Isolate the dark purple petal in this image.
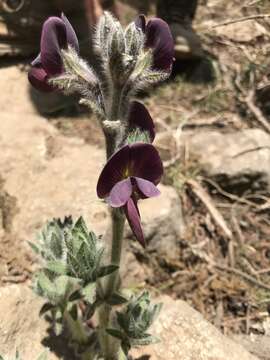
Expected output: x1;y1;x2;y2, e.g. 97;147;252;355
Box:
97;143;163;199
107;178;132;207
97;145;130;199
135;14;146;32
61;13;79;53
124;198;145;247
40;17;67;76
145;18;174;72
134;177;160;198
28;65;54;92
128;101;155;142
129;143;163;185
31;53;41;67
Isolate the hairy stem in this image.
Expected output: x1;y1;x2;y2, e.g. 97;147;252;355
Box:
63;309;89;344
110;86;122;121
99;210;125;360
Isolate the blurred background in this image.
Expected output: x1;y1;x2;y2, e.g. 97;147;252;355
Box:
1;0;270;358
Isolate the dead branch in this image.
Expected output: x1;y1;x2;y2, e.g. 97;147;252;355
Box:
187;179;233;239
245;89;270;133
210;14;270;29
234;73;270;133
191;247;270;292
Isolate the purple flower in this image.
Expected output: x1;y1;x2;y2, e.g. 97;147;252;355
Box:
28;14;79;92
135;15;174;72
128;101;155;142
97;143;163;246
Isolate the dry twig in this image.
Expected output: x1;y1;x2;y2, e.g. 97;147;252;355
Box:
191;247;270;292
210;14;270;29
187;179;233;239
234;73;270;133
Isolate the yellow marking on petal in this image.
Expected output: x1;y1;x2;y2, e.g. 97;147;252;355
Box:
123;167;130;178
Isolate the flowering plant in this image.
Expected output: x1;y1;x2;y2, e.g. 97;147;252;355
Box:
26;11;173;360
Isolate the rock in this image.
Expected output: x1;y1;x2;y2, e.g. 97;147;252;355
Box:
0;285;58;360
231;334;270;360
0;287;258;360
184;129;270;193
131;296;258;360
214;20;267;43
154;132;178;162
140;185;184;261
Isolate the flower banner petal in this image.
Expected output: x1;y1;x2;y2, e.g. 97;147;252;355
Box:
145;18;174;72
40;17;67;75
61;13;79;53
97;145;130;198
108;178;133;208
125;198;145;247
129;143;163;185
128;101;155;142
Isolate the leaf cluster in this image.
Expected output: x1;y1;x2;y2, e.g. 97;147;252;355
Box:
31;216;118;305
107;291;162;355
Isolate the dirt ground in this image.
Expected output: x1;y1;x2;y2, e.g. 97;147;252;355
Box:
1;0;270;345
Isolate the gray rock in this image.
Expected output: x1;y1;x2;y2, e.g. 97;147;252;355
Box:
132;296;258;360
184;129;270;193
231;334;270;360
0;285;58;360
140;185;184;261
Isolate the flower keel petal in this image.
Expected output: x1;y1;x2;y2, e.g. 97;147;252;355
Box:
125;198;145;247
28;65;53;92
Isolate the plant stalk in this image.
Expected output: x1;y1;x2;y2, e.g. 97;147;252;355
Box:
98;209;125;360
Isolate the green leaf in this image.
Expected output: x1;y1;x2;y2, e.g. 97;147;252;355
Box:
68;290;82;302
97;265;118;278
39;302;56;317
36;272;55;297
50;232;63;259
107;292;129;306
131;335;160;346
116;311;128;332
74;216;89;240
54;276;80;300
106;328;126;341
81;282;96;304
36;350;48;360
149;303;162;325
46;260;67;275
28;241;40;254
0;356;4;360
54;321;63;336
